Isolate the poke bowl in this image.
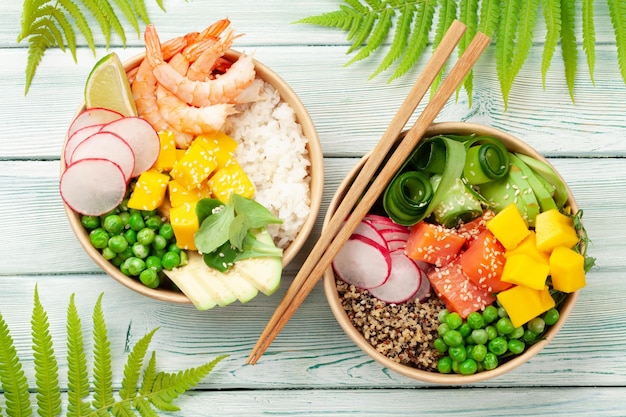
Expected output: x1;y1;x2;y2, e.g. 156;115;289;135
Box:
323;122;592;384
60;22;323;309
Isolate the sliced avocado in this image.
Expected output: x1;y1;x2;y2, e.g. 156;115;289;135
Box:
509;154;558;212
514;153;568;208
163;253;218;310
215;272;259;304
232;230;282;296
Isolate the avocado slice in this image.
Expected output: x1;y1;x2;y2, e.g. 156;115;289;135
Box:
509;154;558;212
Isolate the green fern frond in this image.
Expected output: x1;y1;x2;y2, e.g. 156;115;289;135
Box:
370;2;416;78
0;312;32;416
581;0;596;84
92;293;115;411
32;286;62;416
541;0;562;88
608;0;626;84
67;294;92;417
346;7;394;64
496;0;522;108
111;0;141;36
429;0;458;96
95;0;129;45
560;0;578;101
59;0;96;54
140;352;158;395
507;0;540;91
119;328;159;401
347;10;378;53
457;0;478;105
390;0;436;81
477;0;500;37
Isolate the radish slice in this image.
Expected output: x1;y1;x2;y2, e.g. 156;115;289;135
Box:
352;220;387;248
363;214;409;232
70;132;135;183
100;117;160;177
368;252;423;304
413;267;432;302
60;158;127;216
379;228;410;242
386;239;407;252
332;235;391;290
64;125;103;166
67;107;123;137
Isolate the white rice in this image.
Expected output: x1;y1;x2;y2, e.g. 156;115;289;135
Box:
224;80;311;249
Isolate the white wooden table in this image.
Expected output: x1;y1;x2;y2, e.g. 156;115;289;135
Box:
1;1;625;415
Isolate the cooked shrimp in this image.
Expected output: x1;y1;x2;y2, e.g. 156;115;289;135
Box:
146;25;256;107
185;28;240;81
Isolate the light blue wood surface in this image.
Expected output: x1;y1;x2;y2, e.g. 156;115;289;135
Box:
1;1;625;416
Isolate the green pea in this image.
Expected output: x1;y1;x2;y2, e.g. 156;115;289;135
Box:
103;214;124;235
145;256;163;272
458;323;472;338
117;246;133;261
482;352;498;370
445;312;463;330
162;251;181;270
119;198;130;212
485;325;498;341
443;330;463;348
89;228;109;249
482;305;499;324
119;211;130;227
459;358;478;375
126;257;146;276
527;317;546;334
139;268;160;288
159;223;175;240
81;215;100;229
438;308;450;323
101;247;116;260
437;357;453;374
145;215;163;230
128;212;145;231
470;344;487;362
108;235;129;254
448;345;467;363
132;243;150;259
471;329;488;345
152;235;168;251
141;209;157;217
523;329;538;344
178;250;188;266
120;262;131;276
467;311;485;330
488;337;508;356
451;360;460;374
497;306;508;318
167;243;181;254
433;338;448;353
152;248;167;258
124;229;137;245
110;256;123;267
509;326;524;339
508;339;525;355
137;228;156;245
437;323;451;337
543;308;560;326
496;317;514;335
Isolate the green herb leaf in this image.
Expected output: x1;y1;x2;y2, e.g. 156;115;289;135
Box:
195;200;236;254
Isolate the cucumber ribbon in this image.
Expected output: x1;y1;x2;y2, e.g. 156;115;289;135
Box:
461;136;510;184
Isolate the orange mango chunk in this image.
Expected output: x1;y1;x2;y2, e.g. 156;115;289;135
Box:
127;170;169;211
170;140;218;190
196;131;238;169
501;253;550;290
168;179;211;208
208;161;255;204
486;203;530;250
169;202;199;250
497;285;555;328
152;130;177;172
535;209;579;253
549;246;586;293
504;231;550;264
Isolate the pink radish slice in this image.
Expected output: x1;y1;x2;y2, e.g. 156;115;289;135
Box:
413;267;431;302
60;158;127;216
379;228;410;242
386;239;407;252
363;214;409;232
332;235;391;290
100;117;159;177
70;132;135;183
368;252;423;304
352;220;387;248
64;125;103;166
67;107;123;138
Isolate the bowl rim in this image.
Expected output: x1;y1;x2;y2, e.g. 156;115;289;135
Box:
322;121;580;384
62;49;324;304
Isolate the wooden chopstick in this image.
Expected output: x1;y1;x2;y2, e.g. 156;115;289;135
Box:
247;21;490;365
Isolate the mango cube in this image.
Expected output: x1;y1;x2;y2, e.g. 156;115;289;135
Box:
196;132;238;169
127;170;169;211
535;209;579;253
501;253;550;290
152;130;177;172
550;246;586;293
497;285;555;328
169;202;199;250
168;179;212;208
208;161;255;204
170;140;218;189
504;231;550;264
487;203;530;250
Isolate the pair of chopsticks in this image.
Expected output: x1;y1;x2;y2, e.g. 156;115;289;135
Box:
247;20;490;365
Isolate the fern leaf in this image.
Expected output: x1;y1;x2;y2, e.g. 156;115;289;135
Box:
370;2;416;78
477;0;500;37
541;0;562;88
133;398;159;417
119;328;159;401
94;0;128;45
32;285;62;417
80;0;112;47
59;0;96;54
140;352;158;395
457;0;479;105
111;401;138;417
67;294;92;417
24;35;47;94
608;0;626;84
507;0;540;89
0;312;32;416
111;0;141;37
496;0;522;108
294;9;355;29
345;7;394;65
92;293;115;411
389;0;436;81
429;0;458;96
345;0;368;12
581;0;595;84
347;10;377;53
560;0;578;101
141;0;162;15
18;0;48;41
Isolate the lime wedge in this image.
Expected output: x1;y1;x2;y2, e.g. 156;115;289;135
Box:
84;53;137;117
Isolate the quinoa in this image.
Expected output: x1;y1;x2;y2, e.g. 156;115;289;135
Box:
336;279;445;371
